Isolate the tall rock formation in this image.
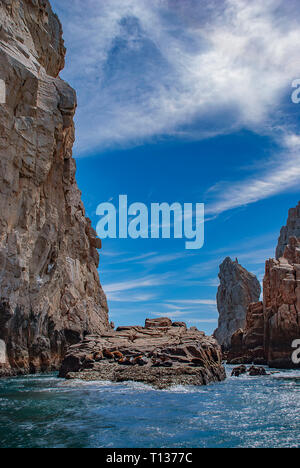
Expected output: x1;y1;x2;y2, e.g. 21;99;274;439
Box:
228;235;300;368
276;201;300;259
214;257;261;350
0;0;109;376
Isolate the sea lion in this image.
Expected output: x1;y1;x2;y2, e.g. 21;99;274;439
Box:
118;357;134;366
152;360;173;368
103;349;114;359
152;360;163;367
161;361;173;368
93;351;103;362
133;356;147;366
112;350;124;361
137;358;147;366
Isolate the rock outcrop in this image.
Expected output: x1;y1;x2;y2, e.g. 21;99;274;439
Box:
0;0;108;376
214;258;261;350
59;318;226;389
228;236;300;369
276;201;300;259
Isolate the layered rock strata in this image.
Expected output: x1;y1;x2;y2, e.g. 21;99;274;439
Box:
59;318;226;389
214;258;261;350
0;0;108;376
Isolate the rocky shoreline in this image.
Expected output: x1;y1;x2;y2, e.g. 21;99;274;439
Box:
59;318;226;389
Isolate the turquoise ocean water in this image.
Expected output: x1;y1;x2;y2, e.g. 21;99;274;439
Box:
0;366;299;448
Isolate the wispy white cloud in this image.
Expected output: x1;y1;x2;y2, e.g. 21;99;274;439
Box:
106;252;158;264
108;292;157;302
103;272;175;296
49;0;300;219
168;299;216;306
206;133;300;215
52;0;300;156
140;252;190;266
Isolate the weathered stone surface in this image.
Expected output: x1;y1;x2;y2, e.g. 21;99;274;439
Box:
59;319;226;389
0;0;109;376
228;236;300;369
214;258;261;350
276;201;300;259
227;302;266;365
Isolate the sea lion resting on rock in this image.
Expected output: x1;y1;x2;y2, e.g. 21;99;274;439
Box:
112;350;124;361
103;349;114;359
133;356;147;366
118;357;134;366
93;351;103;362
152;359;173;368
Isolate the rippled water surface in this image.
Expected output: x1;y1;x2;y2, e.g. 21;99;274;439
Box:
0;366;300;448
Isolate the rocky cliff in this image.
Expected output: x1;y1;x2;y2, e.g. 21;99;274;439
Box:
0;0;109;376
276;201;300;259
228;235;300;368
214;257;261;350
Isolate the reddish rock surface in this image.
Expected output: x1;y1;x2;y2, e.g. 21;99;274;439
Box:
264;236;300;368
228;235;300;369
227;302;265;364
59;318;226;389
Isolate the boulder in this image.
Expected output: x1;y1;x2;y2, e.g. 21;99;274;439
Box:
145;318;173;329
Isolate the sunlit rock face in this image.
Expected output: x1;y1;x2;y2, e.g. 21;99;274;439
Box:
214;258;261;350
0;0;108;376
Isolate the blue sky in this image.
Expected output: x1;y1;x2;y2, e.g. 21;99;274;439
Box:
51;0;300;334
